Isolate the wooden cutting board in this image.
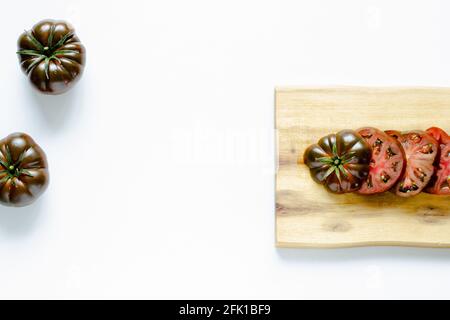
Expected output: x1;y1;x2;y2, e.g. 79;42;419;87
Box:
276;87;450;248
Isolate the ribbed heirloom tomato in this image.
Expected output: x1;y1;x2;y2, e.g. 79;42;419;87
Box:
0;133;49;207
426;127;450;195
386;130;438;197
303;130;371;194
356;127;405;195
17;19;86;95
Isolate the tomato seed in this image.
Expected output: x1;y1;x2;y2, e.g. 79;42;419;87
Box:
420;143;434;154
373;138;383;155
386;147;397;159
380;172;390;183
399;182;419;193
391;162;399;172
410;133;422;143
413;167;427;182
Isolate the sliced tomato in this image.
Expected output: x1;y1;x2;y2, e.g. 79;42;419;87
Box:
425;127;450;195
385;130;401;140
356;127;405;194
386;130;438;197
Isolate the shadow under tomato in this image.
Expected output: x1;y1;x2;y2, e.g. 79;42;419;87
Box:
0;197;44;236
27;81;85;132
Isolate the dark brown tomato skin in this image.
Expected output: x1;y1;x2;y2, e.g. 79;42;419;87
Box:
0;133;49;207
356;127;406;195
425;127;450;195
387;130;438;197
17;19;86;95
303;129;371;194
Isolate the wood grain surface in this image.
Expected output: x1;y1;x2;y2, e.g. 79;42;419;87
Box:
276;87;450;248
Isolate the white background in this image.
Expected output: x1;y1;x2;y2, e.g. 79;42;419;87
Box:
0;0;449;299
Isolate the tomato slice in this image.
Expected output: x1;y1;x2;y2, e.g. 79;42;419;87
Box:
425;127;450;195
385;130;401;140
386;130;439;197
356;127;405;194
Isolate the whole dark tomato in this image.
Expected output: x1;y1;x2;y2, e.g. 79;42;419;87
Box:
303;130;371;194
386;130;438;197
425;127;450;195
17;19;86;95
0;133;49;207
356;127;405;195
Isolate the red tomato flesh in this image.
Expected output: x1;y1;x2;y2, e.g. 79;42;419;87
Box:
386;130;438;197
425;127;450;195
357;127;405;194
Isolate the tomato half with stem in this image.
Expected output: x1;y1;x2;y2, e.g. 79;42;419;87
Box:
356;127;405;195
302;129;371;194
386;130;438;197
425;127;450;195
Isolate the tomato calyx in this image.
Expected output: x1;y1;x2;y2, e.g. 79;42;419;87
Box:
16;27;77;79
0;147;33;184
316;148;355;182
303;130;372;194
